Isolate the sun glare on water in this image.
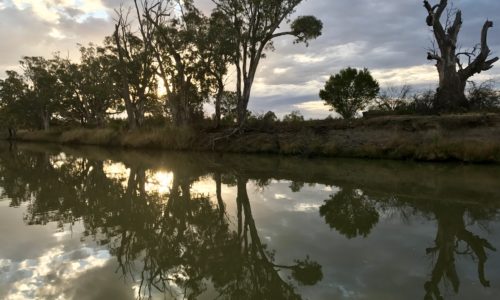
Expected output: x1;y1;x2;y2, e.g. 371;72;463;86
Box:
146;171;174;195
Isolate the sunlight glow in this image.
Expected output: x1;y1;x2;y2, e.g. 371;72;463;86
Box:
103;161;129;188
273;67;291;75
48;28;66;40
157;77;168;96
146;171;174;195
371;64;438;86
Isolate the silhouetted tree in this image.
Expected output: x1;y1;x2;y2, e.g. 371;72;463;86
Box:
320;67;380;119
20;56;67;130
0;71;29;138
424;0;498;111
135;0;211;126
113;7;159;129
319;187;379;239
213;0;323;127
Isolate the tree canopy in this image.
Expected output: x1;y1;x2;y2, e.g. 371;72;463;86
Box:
319;68;380;119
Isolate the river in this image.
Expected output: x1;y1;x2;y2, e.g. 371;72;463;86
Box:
0;143;499;299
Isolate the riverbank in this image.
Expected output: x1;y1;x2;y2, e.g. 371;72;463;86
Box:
5;114;500;163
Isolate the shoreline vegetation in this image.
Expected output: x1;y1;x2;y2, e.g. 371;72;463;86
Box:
5;113;500;163
1;1;499;166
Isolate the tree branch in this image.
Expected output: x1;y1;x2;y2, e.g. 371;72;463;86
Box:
460;20;499;79
447;10;462;45
424;1;447;49
269;31;294;40
427;52;442;61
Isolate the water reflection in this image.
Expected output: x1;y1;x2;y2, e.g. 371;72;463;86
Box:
0;143;499;299
0;145;322;299
319;184;498;300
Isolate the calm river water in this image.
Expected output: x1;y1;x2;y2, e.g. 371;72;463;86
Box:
0;143;499;300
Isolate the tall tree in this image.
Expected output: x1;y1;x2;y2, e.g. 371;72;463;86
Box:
424;0;498;111
135;0;212;126
58;45;119;127
201;10;238;128
213;0;323;127
112;9;159;130
0;71;29;137
20;56;65;131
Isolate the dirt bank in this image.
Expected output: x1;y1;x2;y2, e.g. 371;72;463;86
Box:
6;114;500;163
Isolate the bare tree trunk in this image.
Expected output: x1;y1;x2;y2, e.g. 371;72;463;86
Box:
435;62;468;111
7;127;16;140
134;88;147;128
424;0;498;112
41;110;50;131
114;22;137;131
214;172;225;222
214;78;224;128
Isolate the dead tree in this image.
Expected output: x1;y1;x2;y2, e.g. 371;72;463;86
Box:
424;0;498;111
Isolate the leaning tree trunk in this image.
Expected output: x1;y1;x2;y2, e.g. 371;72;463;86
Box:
424;0;498;112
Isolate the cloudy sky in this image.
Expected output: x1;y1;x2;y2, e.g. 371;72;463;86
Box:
0;0;499;118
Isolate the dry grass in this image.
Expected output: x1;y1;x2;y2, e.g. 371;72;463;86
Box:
60;129;121;146
7;114;500;163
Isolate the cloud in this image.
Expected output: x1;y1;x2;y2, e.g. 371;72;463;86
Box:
48;27;67;40
10;0;109;23
1;0;499;118
0;245;111;299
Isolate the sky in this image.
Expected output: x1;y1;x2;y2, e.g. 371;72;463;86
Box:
0;0;499;119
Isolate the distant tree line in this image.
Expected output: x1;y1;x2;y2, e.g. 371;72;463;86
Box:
0;0;323;136
0;0;499;135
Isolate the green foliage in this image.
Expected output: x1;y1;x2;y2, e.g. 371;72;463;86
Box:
320;188;379;239
0;71;31;130
137;0;212;126
262;111;278;123
219;91;238;123
283;110;305;122
213;0;322;125
292;257;323;286
107;26;160;127
320;68;380;119
291;16;324;45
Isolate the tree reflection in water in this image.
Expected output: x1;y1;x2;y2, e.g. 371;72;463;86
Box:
0;147;322;299
319;184;497;300
1;145;498;299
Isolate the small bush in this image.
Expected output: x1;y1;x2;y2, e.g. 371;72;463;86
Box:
467;81;500;111
283;110;305;123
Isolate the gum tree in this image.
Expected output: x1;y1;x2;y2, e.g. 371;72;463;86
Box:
134;0;212;126
213;0;323;127
424;0;498;111
319;68;380;119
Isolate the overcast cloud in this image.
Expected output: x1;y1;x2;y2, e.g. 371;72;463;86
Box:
1;0;499;118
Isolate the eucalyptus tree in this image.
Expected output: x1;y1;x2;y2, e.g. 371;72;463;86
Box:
20;56;65;130
219;91;238;123
424;0;498;111
201;10;238;127
319;68;380;119
213;0;323;127
133;0;212;126
112;10;159;130
0;71;29;138
57;45;119;127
